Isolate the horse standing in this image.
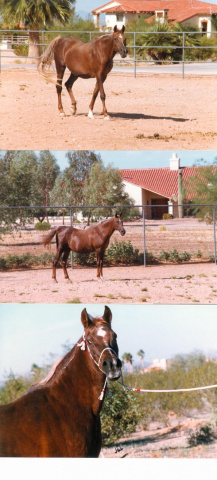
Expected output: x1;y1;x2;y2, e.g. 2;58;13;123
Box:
38;26;127;119
41;214;126;282
0;306;122;457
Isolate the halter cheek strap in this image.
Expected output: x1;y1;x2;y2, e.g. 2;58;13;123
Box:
77;333;118;400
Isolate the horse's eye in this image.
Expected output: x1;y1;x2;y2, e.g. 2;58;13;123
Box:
87;339;92;345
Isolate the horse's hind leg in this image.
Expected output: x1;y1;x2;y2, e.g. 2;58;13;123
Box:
55;63;66;116
65;73;78;115
61;247;71;281
52;245;65;282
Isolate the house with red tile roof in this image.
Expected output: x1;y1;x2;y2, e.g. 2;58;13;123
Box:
120;153;207;219
92;0;217;35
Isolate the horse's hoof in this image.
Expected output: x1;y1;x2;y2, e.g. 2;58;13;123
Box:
88;110;94;119
100;276;104;282
59;112;65;117
70;107;76;116
53;278;58;283
66;278;72;283
104;115;110;121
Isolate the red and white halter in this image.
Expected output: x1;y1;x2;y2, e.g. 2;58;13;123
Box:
77;333;118;400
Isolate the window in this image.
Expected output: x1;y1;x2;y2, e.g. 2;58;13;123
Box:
116;14;124;22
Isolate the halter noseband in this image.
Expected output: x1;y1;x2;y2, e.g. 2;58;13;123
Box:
77;333;118;400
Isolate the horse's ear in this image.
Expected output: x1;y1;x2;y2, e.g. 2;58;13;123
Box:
114;25;117;32
103;305;112;324
121;25;125;33
115;212;118;218
81;308;93;328
119;212;122;217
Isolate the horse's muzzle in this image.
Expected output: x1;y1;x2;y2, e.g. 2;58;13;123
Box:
120;49;128;58
102;356;122;381
120;228;126;236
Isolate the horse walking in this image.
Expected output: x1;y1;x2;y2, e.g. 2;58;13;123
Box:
41;214;126;282
38;26;127;119
0;306;122;457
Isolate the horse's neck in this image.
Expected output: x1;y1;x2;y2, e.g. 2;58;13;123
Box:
100;218;115;237
99;35;116;61
49;344;106;416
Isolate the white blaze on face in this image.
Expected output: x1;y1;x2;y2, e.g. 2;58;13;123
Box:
97;327;107;338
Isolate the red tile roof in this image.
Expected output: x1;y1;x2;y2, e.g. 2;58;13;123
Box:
120;166;207;200
92;0;217;21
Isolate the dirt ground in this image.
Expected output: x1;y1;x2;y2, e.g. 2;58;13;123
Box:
101;413;217;458
1;262;217;304
0;65;217;150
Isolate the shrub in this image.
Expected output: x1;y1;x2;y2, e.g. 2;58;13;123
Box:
180;251;191;261
188;424;215;447
34;221;51;231
195;250;202;259
159;250;170;261
101;383;142;446
162;213;174;220
169;249;180;262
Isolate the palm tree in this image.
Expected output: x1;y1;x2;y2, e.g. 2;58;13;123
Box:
0;0;73;59
137;349;145;370
122;353;133;374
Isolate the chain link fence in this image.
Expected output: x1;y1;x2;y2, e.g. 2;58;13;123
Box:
0;28;217;78
0;203;216;268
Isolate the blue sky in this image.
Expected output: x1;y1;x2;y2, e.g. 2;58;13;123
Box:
1;304;217;381
51;150;217;170
74;0;217;14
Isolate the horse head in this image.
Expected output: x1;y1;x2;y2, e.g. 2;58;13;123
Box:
80;306;122;381
114;212;126;236
113;25;128;58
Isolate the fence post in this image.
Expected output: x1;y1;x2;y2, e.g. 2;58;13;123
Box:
213;204;216;265
143;205;146;267
134;32;136;78
42;31;45;53
70;207;73;269
182;32;185;79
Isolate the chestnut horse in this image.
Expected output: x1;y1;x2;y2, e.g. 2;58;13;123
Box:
38;26;127;119
41;214;126;282
0;306;122;457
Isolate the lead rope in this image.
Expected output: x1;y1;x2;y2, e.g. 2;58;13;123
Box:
77;333;117;401
118;376;217;393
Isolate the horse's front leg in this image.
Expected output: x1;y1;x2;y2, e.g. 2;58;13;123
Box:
96;250;105;281
88;82;99;119
97;75;109;120
56;63;66;116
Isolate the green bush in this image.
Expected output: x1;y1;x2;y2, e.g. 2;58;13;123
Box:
101;382;142;446
188;424;215;447
162;213;174;220
0;252;54;270
180;251;191;262
34;221;51;231
159;250;170;261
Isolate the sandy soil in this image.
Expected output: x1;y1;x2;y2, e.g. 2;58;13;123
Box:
101;414;217;458
0;66;217;150
1;262;217;304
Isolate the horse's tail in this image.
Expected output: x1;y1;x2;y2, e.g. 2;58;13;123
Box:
37;36;62;85
41;227;58;247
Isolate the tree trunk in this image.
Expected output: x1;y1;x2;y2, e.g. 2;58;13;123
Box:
28;31;41;62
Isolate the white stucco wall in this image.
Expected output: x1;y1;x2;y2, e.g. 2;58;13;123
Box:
181;15;213;36
122;181;143;207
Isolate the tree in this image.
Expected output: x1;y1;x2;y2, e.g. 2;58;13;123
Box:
0;0;72;59
35;151;60;221
184;161;217;223
0;150;39;231
122;353;133;374
50;151;101;221
83;162;135;224
137;349;145;369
